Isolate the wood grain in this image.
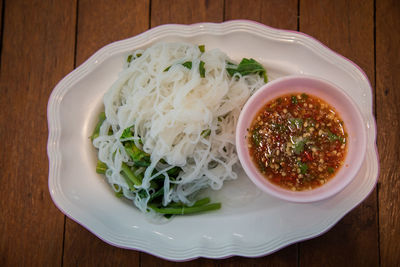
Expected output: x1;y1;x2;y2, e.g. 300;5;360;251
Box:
0;0;3;57
75;0;150;66
62;1;149;266
151;0;224;27
225;0;298;30
299;1;378;266
0;0;76;266
376;0;400;266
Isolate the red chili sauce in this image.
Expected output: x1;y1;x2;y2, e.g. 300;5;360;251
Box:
248;93;347;191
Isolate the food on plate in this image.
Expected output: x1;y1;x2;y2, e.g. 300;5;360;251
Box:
91;42;267;217
248;93;347;191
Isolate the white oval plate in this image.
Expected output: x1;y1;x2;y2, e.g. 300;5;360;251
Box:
47;20;378;261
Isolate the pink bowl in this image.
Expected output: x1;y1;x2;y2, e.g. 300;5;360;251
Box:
236;75;367;202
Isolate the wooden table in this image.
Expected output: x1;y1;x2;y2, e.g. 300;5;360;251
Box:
1;0;399;266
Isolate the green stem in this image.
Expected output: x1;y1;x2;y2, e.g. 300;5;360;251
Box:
167;197;211;208
150;202;221;215
121;162;142;186
96;160;107;174
91;112;106;141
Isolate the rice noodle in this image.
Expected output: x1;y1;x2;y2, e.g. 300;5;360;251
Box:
93;42;264;213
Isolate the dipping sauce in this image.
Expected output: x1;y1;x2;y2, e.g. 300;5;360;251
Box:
248;93;347;191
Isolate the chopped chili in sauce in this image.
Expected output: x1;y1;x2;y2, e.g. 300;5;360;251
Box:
248;93;347;191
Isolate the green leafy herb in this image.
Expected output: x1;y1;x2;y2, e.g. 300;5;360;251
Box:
127;54;133;63
226;58;268;83
96;160;107;174
201;129;211;137
115;190;124;198
271;123;286;133
198;45;205;53
127;53;141;63
291;95;298;104
293;139;306;155
327;130;345;143
199;60;205;77
121;126;133;139
288;118;303;131
252;129;261;146
301;93;309;100
164;61;195;72
182;61;192;69
298;161;309;174
327;167;335;174
167;166;182;177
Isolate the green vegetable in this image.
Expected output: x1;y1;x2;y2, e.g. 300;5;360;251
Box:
291;95;298;104
115;190;124;198
199;60;205;77
168;197;211;208
271;123;286;132
164;61;191;72
293;139;306;155
301;93;309;100
121;172;136;191
121;162;142;186
164;61;206;78
91;112;106;141
226;58;268;83
96;160;107;174
149;186;165;202
137;189;149;199
150;202;221;215
252;129;261;146
121;126;133;139
182;61;192;69
327;130;345;143
127;55;133;63
127;53;141;63
298;161;309;174
201;129;211;137
288;118;303;130
327;167;335;174
165;166;180;178
198;45;205;53
124;142;151;167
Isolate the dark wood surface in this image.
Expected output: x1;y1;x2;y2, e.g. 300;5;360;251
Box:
0;0;398;266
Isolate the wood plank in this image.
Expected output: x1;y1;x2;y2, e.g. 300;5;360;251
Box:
376;0;400;266
62;1;149;266
0;0;76;266
225;0;298;30
75;0;150;66
0;0;3;56
299;1;378;266
222;1;300;266
151;0;223;27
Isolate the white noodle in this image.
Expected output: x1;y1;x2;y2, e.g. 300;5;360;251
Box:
93;42;264;213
